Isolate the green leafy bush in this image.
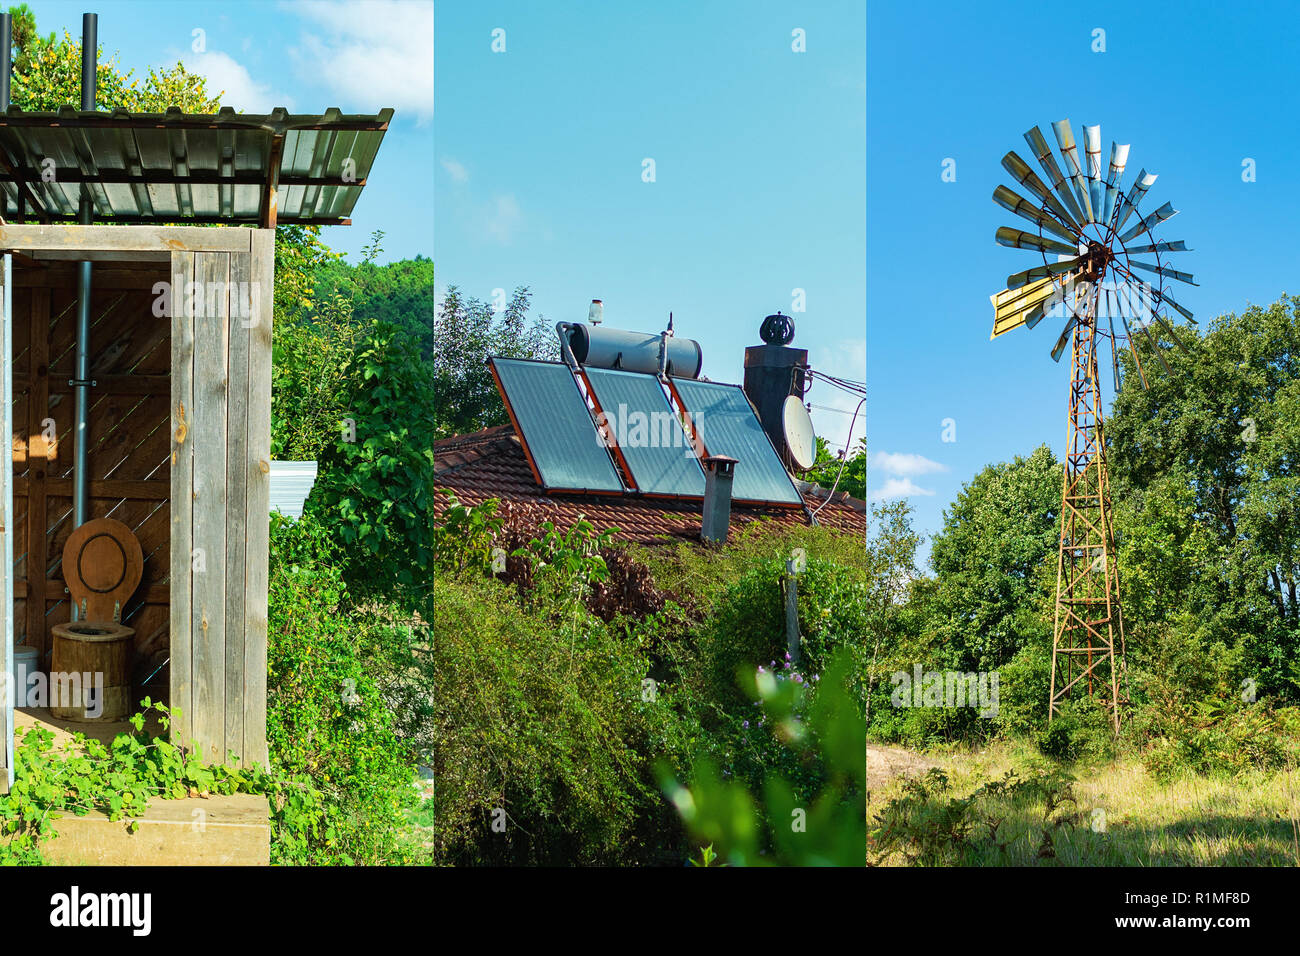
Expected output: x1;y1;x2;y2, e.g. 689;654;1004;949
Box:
661;650;866;866
308;321;437;591
432;572;680;865
0;701;260;865
265;512;419;864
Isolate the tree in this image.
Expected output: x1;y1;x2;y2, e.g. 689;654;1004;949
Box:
434;285;557;437
1108;295;1300;696
9;15;219;113
307;322;437;592
922;445;1061;673
804;436;865;500
316;255;436;360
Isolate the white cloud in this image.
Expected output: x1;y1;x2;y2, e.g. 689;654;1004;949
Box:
483;194;522;244
870;451;949;477
870;477;937;501
287;0;434;121
441;157;469;184
182;51;294;112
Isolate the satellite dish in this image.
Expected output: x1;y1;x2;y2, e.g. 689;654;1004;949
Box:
782;395;817;471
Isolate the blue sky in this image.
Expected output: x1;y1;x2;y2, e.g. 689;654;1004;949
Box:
30;0;433;263
867;0;1298;566
434;0;867;449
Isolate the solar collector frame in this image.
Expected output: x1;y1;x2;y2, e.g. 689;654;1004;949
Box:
488;356;626;495
667;376;804;507
581;366;706;499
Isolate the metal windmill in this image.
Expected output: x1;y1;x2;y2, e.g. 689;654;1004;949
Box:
988;119;1197;731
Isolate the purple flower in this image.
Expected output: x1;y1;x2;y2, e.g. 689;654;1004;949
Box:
742;720;750;729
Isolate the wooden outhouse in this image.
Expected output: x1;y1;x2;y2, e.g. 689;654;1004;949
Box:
0;105;391;787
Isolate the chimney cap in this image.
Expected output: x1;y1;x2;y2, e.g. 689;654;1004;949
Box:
760;311;795;345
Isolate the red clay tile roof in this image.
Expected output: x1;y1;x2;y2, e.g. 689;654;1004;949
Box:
435;424;865;545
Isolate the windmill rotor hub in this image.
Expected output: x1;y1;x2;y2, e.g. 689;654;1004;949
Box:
1083;240;1111;280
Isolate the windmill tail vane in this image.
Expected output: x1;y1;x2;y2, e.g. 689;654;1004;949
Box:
988;119;1197;732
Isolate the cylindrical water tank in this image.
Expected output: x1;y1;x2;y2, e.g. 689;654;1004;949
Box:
565;324;703;379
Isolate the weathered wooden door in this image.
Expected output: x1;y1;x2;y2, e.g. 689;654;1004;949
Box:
0;253;12;792
169;231;273;768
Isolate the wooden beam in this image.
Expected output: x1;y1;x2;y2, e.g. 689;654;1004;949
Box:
0;224;255;254
13;477;169;500
260;133;285;229
169;249;195;754
191;250;230;763
243;228;274;768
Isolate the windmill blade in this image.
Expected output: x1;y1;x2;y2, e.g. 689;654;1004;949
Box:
1084;125;1104;223
1050;316;1078;362
1154;287;1197;325
996;226;1078;257
1124;239;1189;254
1052;119;1094;223
1118;313;1151;390
1105;143;1131;187
1104;142;1130;224
1007;255;1084;289
1106;290;1122;392
1023;128;1086;229
1136;319;1175;376
992;185;1079;242
1103;185;1120;231
1113;169;1158;232
1128;259;1199;286
1002;150;1082;234
1152;312;1195;359
1118;200;1178;243
990;277;1062;338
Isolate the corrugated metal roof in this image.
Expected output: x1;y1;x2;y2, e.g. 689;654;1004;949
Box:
269;461;318;519
0;106;392;225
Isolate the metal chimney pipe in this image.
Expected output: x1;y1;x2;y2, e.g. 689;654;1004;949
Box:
700;455;738;545
72;12;97;564
81;13;97;111
0;13;12;111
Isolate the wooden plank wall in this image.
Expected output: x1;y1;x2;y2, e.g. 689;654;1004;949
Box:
9;260;173;697
170;232;271;768
3;227;271;773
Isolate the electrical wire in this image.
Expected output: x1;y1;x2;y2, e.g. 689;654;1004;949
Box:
811;394;865;516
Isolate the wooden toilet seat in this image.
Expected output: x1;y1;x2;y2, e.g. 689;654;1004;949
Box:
62;517;144;622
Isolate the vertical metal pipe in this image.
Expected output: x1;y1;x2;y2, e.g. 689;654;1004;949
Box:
81;13;97;110
72;14;97;560
3;252;14;786
0;13;12;111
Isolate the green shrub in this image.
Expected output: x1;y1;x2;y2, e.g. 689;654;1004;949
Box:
308;321;437;591
265;512;418;864
431;572;682;865
1034;696;1116;763
662;650;866;866
692;556;868;712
